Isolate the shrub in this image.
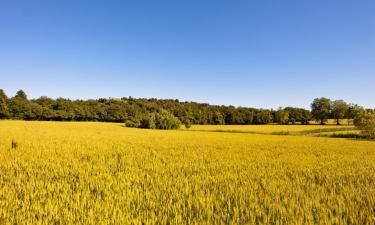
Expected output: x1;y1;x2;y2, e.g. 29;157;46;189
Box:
139;114;156;129
126;109;181;130
184;120;192;129
153;109;181;130
124;119;141;128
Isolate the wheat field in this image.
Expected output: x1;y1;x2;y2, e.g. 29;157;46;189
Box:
1;121;375;224
188;124;354;134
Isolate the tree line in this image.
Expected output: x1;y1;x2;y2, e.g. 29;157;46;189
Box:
0;89;373;129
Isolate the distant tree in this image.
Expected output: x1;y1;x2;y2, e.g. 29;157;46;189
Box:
346;104;365;125
275;108;289;125
15;90;27;100
354;111;375;138
256;110;272;124
106;102;127;122
4;87;374;129
241;109;254;124
9;90;32;119
311;98;331;125
0;89;10;119
225;107;244;124
52;98;75;121
179;109;194;128
331;100;349;125
213;111;225;125
284;107;310;124
300;109;312;125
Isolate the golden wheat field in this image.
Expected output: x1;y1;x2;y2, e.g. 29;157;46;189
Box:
188;124;354;134
1;121;375;224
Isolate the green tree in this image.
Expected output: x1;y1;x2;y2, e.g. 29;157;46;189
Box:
106;103;127;122
256;110;272;124
346;104;365;125
213;111;225;125
300;109;312;125
15;90;27;100
331;100;349;125
241;109;254;124
275;108;289;125
0;89;10;119
225;107;244;124
285;107;311;125
354;111;375;139
52;98;75;121
311;98;331;125
9;90;32;119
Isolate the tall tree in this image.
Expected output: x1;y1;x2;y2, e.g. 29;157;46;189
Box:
256;110;273;124
9;90;32;120
241;109;254;124
15;90;28;100
285;107;311;125
311;97;331;125
275;108;289;125
331;100;349;125
300;109;312;125
0;89;10;119
346;104;365;125
213;111;225;125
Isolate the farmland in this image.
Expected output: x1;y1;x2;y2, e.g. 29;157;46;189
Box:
187;124;356;135
1;120;375;224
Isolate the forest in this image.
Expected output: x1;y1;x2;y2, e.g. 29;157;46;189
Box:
0;89;371;129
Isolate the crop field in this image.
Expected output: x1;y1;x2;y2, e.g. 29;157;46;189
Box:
1;121;375;224
188;124;356;136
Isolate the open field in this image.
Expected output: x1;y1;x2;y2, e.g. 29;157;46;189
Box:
188;124;356;136
1;121;375;224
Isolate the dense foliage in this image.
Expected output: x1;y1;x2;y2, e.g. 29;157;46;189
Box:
0;89;10;119
311;97;332;124
136;109;182;130
0;89;371;129
354;111;375;139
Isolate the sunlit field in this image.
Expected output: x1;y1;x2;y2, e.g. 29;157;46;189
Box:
188;124;355;135
1;121;375;224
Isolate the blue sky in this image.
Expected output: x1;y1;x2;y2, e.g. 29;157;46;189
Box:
1;0;374;109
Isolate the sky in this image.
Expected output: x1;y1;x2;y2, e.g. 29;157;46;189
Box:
0;0;374;109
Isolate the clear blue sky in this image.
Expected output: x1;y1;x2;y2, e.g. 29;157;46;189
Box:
1;0;374;109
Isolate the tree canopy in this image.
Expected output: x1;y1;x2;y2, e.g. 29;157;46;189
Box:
0;89;370;129
0;89;10;119
331;100;349;125
311;98;331;125
354;111;375;139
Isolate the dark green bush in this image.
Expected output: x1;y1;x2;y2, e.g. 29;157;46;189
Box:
125;120;141;128
129;109;181;130
184;120;192;129
153;109;181;130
